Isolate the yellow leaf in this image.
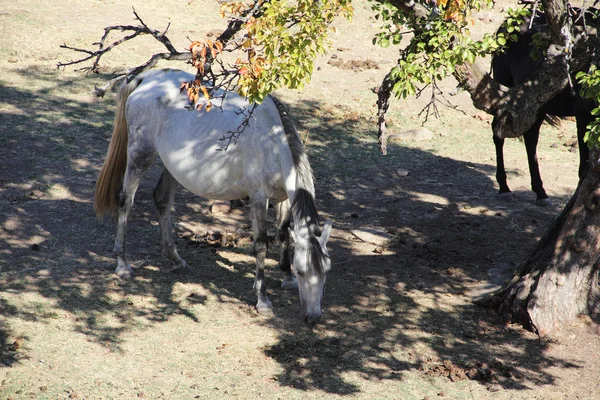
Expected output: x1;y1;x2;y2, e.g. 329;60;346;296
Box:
200;86;210;99
242;38;253;49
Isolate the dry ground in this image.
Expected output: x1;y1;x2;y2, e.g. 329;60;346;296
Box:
1;0;599;399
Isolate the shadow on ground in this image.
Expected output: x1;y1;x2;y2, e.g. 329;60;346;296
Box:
0;69;580;394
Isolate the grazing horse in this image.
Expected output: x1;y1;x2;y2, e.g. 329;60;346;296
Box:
491;9;594;206
94;68;332;326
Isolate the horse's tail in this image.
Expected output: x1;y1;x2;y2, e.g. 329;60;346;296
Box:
544;115;563;128
271;96;320;234
94;76;143;218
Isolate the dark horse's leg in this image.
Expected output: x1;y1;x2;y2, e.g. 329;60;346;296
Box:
492;117;513;201
575;100;592;181
153;167;189;273
523;117;551;206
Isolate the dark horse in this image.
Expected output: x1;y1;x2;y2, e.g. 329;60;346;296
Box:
492;8;595;206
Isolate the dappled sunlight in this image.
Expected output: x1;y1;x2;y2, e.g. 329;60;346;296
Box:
406;191;451;206
0;59;591;398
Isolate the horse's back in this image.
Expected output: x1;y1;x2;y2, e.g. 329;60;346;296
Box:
125;69;292;202
492;13;580;117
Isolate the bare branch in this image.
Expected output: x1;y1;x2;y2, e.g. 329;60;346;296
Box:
217;104;259;151
92;52;192;97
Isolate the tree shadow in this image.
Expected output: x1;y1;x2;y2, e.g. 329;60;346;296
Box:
0;68;583;396
250;98;580;394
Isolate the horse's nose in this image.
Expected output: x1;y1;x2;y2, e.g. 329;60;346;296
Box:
304;312;321;327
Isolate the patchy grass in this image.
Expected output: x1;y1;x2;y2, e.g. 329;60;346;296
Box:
1;0;599;399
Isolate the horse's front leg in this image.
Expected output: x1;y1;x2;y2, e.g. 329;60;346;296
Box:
276;200;297;290
492;122;512;201
153;168;189;273
250;197;274;315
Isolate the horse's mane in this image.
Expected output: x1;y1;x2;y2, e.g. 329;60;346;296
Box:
270;96;315;195
270;96;326;274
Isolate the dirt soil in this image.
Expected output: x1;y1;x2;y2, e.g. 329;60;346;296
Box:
1;0;599;399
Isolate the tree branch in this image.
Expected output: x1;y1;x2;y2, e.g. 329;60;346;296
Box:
454;23;596;138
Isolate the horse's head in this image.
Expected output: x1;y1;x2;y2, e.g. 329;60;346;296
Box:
290;219;333;327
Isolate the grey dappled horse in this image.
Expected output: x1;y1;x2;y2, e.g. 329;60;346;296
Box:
94;68;332;326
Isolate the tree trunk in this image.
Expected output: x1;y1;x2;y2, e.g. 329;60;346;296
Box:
376;71;395;155
480;149;600;336
378;0;600;335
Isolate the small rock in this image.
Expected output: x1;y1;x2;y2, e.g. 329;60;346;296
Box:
31;244;40;251
396;168;409;177
350;212;359;218
8;338;23;351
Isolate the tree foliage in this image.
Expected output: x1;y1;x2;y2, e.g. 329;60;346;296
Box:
59;0;353;105
578;66;600;148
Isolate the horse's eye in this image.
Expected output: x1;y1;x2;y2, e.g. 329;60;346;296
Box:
296;270;305;277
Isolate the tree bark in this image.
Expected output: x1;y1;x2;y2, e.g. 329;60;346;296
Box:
481;150;600;336
377;71;395;155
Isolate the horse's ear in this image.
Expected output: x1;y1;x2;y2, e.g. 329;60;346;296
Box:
319;219;333;244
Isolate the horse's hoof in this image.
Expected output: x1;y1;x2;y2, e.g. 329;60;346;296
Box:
255;297;274;316
171;261;192;274
497;192;514;201
115;268;134;279
536;198;553;207
281;275;299;290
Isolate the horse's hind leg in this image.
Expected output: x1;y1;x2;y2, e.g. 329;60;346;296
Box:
493;118;513;201
576;105;592;180
250;197;274;315
153;167;189;273
523;118;551;206
276;199;298;290
114;149;156;279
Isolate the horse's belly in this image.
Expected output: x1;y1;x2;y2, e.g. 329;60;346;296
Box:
159;143;249;200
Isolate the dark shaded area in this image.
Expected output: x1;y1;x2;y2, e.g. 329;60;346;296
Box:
0;68;581;394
